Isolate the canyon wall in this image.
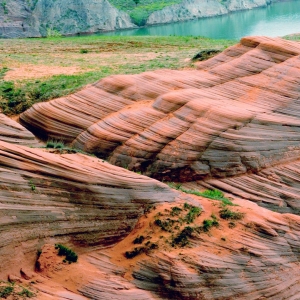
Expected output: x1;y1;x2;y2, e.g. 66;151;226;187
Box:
0;0;282;38
0;0;136;38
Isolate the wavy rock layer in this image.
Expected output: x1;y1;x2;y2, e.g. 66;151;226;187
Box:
77;198;300;300
0;113;39;146
20;36;300;185
0;140;179;277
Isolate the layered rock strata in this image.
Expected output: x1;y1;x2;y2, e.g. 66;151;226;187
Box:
0;113;39;146
78;198;300;300
0;140;179;277
21;36;300;183
0;0;136;38
147;0;277;25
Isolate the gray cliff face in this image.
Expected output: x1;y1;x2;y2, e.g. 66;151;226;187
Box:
147;0;274;25
0;0;136;38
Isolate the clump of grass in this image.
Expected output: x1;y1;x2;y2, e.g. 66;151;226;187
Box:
17;288;35;298
0;67;9;80
184;206;202;224
80;49;89;54
172;226;194;247
0;285;14;298
154;218;175;232
46;139;65;149
219;208;244;220
170;206;182;216
201;217;219;232
55;244;78;263
133;235;145;244
125;242;158;259
167;183;234;206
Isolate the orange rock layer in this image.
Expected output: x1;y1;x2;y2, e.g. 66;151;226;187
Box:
19;36;300;214
0;140;180;277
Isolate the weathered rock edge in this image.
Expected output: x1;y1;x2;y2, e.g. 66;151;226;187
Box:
0;140;180;278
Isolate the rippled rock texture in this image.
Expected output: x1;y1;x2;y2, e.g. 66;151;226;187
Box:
21;37;300;188
0;140;179;277
4;36;300;299
78;197;300;300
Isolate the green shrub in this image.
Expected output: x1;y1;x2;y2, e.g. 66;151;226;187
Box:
184;206;201;223
201;218;219;232
170;206;182;216
154;218;175;232
133;235;145;244
46;140;65;149
18;288;35;298
80;49;89;54
0;285;13;298
172;226;194;247
219;208;244;220
55;244;78;263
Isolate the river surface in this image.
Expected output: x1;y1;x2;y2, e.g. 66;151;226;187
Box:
100;0;300;39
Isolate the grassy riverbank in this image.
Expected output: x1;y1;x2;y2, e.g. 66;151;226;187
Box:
0;35;235;115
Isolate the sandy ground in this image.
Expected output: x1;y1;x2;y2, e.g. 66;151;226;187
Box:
4;64;82;81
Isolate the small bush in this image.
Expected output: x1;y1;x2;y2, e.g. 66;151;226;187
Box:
133;235;145;244
219;208;244;220
154;218;175;232
201;218;219;232
80;49;88;54
0;286;14;298
170;206;182;216
18;288;35;298
46;140;65;149
55;244;78;263
184;206;201;224
173;226;194;247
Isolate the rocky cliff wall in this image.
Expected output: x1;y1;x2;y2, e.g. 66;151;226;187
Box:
0;0;283;38
0;0;136;38
147;0;276;25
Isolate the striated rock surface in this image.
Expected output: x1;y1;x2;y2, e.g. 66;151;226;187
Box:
0;0;286;37
76;197;300;300
0;140;180;278
0;113;39;146
0;0;136;38
147;0;278;26
20;37;300;189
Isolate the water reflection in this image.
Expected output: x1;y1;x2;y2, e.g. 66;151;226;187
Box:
100;0;300;39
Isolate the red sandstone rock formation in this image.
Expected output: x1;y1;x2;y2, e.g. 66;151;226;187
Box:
0;140;180;277
3;36;300;299
20;36;300;213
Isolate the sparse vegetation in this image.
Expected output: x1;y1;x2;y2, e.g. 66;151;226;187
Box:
167;183;234;206
55;244;78;263
133;235;145;244
29;179;36;191
172;226;194;247
125;242;158;258
0;282;35;299
109;0;182;26
219;208;244;220
18;288;35;298
0;35;235;115
46;139;65;149
0;285;13;298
